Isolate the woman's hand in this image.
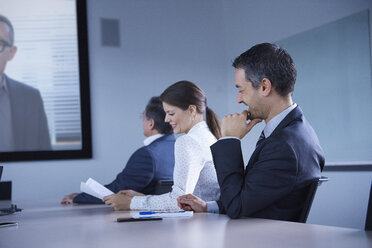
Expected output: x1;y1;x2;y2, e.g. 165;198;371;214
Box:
177;194;207;212
103;193;133;210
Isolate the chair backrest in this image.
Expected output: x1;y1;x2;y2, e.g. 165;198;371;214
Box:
298;176;328;223
365;181;372;230
154;180;173;195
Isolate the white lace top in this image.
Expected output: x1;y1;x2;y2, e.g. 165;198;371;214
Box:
130;121;220;210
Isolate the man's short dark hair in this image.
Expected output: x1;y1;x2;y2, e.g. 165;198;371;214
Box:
0;14;15;45
145;96;173;135
232;43;297;96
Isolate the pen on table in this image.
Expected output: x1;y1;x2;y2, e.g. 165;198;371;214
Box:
139;210;185;215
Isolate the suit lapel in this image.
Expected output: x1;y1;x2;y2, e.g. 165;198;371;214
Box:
270;106;303;138
6;75;26;149
244;106;303;173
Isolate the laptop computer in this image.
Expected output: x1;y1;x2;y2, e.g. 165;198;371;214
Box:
0;189;16;215
0;167;13;213
0;180;12;211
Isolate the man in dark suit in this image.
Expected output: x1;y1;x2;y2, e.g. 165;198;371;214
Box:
0;14;51;151
3;75;51;151
178;43;325;221
61;97;175;204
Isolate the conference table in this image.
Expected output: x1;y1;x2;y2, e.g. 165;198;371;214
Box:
0;200;371;248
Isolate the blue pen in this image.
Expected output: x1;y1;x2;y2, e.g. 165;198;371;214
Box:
139;211;156;215
139;210;185;215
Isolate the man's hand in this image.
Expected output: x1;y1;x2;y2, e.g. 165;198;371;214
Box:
221;110;262;139
103;194;133;211
177;194;207;212
118;190;145;197
60;193;78;205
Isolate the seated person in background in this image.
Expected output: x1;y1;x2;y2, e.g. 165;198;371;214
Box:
0;14;50;151
178;43;325;221
61;96;175;204
103;81;221;210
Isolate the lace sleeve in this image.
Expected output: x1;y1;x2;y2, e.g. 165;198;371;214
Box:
130;135;204;211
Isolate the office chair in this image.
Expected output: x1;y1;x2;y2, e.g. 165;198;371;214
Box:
154;180;173;195
298;176;328;223
365;181;372;231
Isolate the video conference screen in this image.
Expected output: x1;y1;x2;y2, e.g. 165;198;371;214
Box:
0;0;91;161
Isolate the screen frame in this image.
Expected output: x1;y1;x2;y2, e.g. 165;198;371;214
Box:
0;0;92;162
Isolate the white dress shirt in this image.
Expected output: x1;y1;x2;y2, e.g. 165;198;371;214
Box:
143;133;164;146
130;121;220;211
207;103;298;213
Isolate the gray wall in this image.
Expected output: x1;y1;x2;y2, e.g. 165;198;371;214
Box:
2;0;372;229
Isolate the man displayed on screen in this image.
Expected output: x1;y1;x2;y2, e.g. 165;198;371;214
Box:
0;14;51;151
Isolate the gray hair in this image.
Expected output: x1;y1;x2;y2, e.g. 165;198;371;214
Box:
0;14;14;45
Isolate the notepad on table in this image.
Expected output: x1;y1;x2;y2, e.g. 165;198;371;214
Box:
80;178;114;200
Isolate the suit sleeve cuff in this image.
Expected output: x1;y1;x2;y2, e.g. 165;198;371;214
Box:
206;201;219;213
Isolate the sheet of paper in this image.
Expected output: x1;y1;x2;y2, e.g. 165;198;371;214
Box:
80;178;114;200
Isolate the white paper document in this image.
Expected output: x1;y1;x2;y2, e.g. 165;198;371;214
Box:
80;178;114;200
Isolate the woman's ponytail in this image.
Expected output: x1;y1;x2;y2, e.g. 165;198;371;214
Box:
206;107;221;139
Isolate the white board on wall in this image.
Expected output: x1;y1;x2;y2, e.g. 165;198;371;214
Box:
277;10;372;166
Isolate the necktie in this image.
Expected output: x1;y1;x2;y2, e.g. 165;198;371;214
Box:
256;130;265;147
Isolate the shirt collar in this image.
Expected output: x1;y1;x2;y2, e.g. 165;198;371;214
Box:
143;133;164;146
188;121;207;135
263;103;297;138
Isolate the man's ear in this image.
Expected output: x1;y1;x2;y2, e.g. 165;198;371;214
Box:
8;46;17;61
148;118;155;130
260;78;272;97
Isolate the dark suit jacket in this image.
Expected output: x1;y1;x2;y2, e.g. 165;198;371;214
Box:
73;135;175;204
6;75;51;151
211;106;325;221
